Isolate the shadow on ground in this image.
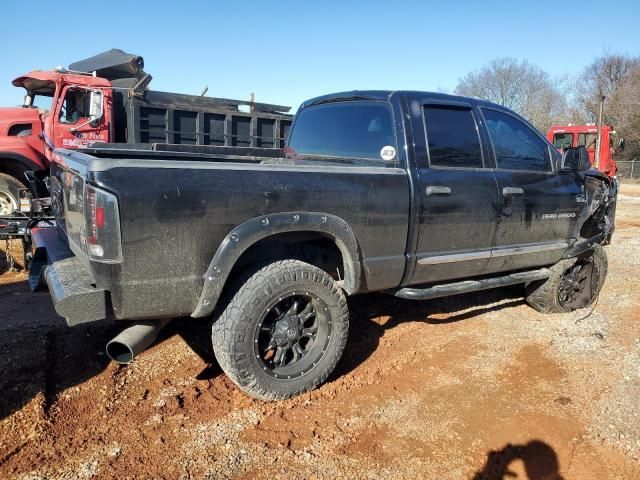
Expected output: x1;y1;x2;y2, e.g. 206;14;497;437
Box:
0;275;525;421
473;440;564;480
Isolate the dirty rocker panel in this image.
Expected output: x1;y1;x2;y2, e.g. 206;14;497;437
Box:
417;241;569;265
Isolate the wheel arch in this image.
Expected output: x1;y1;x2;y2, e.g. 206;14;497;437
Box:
191;212;363;318
0;152;43;186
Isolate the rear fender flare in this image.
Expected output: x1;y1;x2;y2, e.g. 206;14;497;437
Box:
191;212;362;318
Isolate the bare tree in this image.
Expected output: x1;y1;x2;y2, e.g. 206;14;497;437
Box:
612;64;640;160
576;53;640;125
454;57;568;132
574;54;640;159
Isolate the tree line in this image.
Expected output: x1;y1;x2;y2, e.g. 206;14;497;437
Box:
454;54;640;160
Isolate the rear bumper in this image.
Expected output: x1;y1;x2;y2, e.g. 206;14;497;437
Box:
30;227;109;326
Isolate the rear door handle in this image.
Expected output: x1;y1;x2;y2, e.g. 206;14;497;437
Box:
502;187;524;196
425;185;451;196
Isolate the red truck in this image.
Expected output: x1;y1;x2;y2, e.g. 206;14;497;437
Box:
0;50;292;216
547;124;623;178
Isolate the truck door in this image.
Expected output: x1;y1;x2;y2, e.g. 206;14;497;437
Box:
408;100;499;285
53;86;109;149
481;108;582;273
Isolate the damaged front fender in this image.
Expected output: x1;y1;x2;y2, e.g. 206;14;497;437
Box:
565;170;617;258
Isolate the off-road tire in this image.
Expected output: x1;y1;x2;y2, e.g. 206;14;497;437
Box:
212;260;349;400
525;245;608;313
0;173;25;216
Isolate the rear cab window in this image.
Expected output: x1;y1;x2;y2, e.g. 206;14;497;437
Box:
482;108;552;172
286;101;398;166
423;105;484;169
553;132;574;149
577;132;598;149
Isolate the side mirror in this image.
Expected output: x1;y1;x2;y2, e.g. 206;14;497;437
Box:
561;146;591;172
618;138;625;151
89;90;104;122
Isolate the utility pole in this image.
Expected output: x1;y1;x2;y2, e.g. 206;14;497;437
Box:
595;95;605;170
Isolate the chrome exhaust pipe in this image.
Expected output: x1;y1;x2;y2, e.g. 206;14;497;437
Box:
106;319;170;364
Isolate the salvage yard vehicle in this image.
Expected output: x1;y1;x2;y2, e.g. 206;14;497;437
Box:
29;90;617;400
0;49;292;216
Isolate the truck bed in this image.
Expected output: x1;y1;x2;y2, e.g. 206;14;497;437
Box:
78;143;392;167
80;143;285;163
48;146;410;321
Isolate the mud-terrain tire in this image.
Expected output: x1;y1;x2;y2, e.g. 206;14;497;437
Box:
212;260;349;400
0;173;25;216
525;245;608;313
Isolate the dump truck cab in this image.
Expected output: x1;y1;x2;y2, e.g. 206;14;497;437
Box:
13;70;114;153
0;49;293;217
548;124;622;178
0;70;113;215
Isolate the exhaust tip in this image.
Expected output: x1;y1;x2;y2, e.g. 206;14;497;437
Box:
106;341;134;364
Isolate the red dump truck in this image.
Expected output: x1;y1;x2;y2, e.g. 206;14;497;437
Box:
0;49;292;216
547;124;623;178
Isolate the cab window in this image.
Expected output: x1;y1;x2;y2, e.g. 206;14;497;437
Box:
287;101;397;164
483;109;551;172
552;132;573;149
59;89;92;124
423;105;483;168
577;133;598;149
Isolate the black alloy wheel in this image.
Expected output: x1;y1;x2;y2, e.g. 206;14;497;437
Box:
255;292;330;379
212;260;349;400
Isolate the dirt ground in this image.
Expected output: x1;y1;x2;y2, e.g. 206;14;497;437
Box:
1;186;639;480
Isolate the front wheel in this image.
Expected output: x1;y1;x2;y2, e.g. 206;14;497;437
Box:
525;245;608;313
212;260;349;400
0;173;25;216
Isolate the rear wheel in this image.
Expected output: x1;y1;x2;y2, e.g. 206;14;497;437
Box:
0;173;25;216
212;260;349;400
525;245;608;313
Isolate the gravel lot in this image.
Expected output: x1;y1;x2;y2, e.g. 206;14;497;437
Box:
1;185;639;479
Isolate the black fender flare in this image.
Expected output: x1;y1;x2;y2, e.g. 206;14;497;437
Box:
191;212;362;318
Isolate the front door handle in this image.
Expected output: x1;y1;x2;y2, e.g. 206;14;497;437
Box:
502;187;524;196
426;185;451;196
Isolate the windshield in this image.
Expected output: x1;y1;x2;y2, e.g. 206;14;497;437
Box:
26;93;55;112
18;78;56;113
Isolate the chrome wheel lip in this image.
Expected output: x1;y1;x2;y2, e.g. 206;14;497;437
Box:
253;291;331;380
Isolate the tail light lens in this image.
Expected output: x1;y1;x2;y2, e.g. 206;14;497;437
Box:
84;184;122;262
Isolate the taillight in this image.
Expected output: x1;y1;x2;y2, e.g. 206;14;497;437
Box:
84;184;122;262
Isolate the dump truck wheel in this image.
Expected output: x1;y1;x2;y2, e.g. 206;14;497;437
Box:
212;260;349;400
0;173;24;216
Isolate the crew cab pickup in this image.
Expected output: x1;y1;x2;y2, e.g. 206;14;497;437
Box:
31;91;617;400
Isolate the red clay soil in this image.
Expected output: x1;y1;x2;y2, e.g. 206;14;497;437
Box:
1;185;639;479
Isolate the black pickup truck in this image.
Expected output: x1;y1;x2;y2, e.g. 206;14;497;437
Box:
30;90;617;400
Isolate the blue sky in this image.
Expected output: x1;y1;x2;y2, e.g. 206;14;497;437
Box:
0;0;638;111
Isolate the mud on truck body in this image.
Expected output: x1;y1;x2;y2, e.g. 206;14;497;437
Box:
29;90;617;400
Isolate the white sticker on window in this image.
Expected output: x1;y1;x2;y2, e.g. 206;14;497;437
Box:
380;146;396;161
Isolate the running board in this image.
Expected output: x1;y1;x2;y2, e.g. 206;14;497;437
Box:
393;268;551;301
